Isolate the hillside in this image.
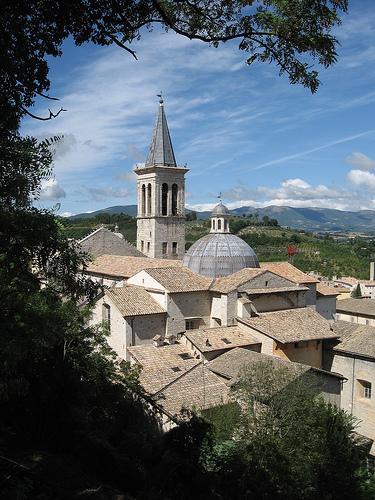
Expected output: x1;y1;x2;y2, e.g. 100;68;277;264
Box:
63;213;375;280
69;205;375;232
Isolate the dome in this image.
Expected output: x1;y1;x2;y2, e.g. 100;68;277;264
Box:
183;233;260;278
212;202;230;216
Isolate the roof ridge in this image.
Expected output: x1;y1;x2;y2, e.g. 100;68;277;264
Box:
154;360;203;396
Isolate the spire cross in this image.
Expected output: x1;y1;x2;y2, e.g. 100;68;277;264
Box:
157;91;163;105
217;192;222;203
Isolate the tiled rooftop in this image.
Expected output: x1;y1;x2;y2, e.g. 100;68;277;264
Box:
86;254;182;278
210;268;266;293
209;347;344;387
105;286;165;317
240;307;338;344
127;343;200;394
336;298;375;317
184;325;260;353
143;266;213;293
260;262;319;284
331;321;375;359
316;283;341;297
156;363;229;417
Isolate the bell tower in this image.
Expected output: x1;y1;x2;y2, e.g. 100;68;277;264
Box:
135;96;188;259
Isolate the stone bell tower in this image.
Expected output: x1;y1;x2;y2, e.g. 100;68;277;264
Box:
135;96;188;259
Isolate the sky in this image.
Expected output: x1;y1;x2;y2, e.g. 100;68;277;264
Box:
22;1;375;216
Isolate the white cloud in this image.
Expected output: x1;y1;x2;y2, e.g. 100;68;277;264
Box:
39;179;66;200
347;169;375;191
60;211;74;217
345;152;375;171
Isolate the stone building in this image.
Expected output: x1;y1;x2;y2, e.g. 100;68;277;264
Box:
336;297;375;326
79;225;144;258
325;321;375;456
135;96;187;260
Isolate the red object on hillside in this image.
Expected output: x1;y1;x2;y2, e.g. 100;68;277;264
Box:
287;244;297;257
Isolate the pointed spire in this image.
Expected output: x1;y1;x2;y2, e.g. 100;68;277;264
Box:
145;94;177;167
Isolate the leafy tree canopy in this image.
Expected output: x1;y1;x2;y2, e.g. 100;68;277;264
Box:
1;0;348;131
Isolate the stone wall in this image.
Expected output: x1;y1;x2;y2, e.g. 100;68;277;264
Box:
326;350;375;455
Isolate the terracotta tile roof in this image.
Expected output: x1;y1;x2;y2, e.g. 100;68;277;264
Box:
209;347;344;386
245;286;309;295
210;268;266;293
239;307;338;344
331;321;375;359
86;254;182;279
105;286;165;317
336;298;375;317
184;325;260;353
143;266;213;293
316;283;340;297
260;262;319;284
156;363;229;417
127;343;200;394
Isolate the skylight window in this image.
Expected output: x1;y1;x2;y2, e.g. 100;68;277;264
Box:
221;338;232;344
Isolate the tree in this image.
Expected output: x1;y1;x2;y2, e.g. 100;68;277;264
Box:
204;360;366;500
0;135;161;497
351;283;362;298
1;0;348;130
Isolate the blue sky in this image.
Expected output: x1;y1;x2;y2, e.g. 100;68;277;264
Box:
23;1;375;216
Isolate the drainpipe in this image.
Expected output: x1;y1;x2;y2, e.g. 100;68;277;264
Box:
350;356;356;415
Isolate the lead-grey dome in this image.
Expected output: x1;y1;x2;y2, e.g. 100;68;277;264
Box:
183;233;260;278
212;202;230;216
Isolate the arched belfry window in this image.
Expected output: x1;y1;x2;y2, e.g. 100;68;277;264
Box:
224;219;228;231
162;183;168;216
147;183;152;215
172;184;178;215
212;219;216;230
218;219;222;230
141;184;146;216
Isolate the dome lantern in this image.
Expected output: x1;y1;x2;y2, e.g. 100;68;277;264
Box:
210;202;231;234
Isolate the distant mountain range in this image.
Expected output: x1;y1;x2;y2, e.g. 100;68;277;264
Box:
69;205;375;233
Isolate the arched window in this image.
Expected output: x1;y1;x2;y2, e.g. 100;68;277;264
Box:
147;183;152;215
172;184;178;215
162;183;168;216
212;219;216;230
141;184;146;215
218;219;222;230
224;219;228;231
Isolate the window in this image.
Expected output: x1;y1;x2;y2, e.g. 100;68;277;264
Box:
366;319;370;325
172;242;177;255
147;242;150;253
185;320;194;330
162;183;168;215
179;352;193;360
265;280;269;287
359;380;372;399
171;366;182;372
141;184;146;215
224;219;228;231
141;240;144;252
102;303;111;332
162;242;168;255
221;338;232;344
172;183;178;215
218;219;222;230
212;219;216;230
147;183;152;215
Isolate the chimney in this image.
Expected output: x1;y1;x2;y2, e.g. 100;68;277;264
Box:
165;334;177;345
370;262;375;281
153;334;164;347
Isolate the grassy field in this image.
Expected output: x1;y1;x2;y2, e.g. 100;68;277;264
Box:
63;214;375;280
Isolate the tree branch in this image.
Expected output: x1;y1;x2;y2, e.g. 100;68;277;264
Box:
21;106;66;121
105;33;138;60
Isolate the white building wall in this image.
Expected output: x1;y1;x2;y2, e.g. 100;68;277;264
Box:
166;291;212;335
329;353;375;455
336;312;375;326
